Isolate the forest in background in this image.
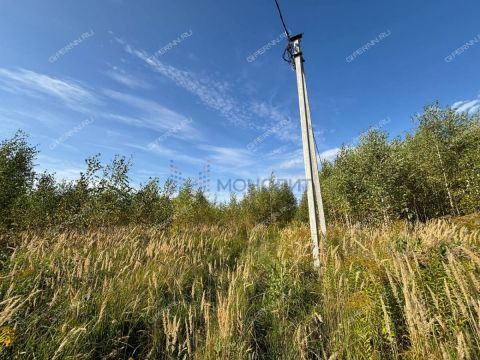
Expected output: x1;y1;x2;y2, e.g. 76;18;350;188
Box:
0;103;479;232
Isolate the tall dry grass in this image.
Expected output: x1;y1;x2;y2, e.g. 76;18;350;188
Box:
320;219;480;359
0;218;479;359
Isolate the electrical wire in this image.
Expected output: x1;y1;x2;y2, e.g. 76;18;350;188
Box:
312;131;323;170
273;0;295;67
273;0;291;39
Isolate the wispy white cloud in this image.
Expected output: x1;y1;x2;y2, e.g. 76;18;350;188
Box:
0;68;98;108
0;104;93;138
470;105;480;114
319;147;340;162
0;66;205;166
273;148;303;170
277;158;303;170
0;67;199;141
36;154;84;182
125;142;201;165
264;146;288;158
0;110;27;133
104;68;151;89
114;37;301;142
199;145;254;168
250;101;299;142
273;146;339;170
453;97;480;115
117;40;251;127
102;89;200;140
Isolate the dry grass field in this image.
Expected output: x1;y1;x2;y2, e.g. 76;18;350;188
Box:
1;217;479;359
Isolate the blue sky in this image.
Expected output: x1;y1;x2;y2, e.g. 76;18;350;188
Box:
1;0;479;200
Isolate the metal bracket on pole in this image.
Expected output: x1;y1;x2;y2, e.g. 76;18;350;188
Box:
290;34;327;269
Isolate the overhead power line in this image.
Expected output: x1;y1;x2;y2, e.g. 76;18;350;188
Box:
273;0;291;39
272;0;296;66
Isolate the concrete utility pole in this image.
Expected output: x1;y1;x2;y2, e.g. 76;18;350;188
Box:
271;0;326;269
290;33;327;269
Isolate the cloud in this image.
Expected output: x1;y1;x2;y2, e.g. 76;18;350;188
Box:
118;41;251;127
470;105;480;114
0;68;98;108
274;146;339;170
199;145;254;167
0;67;203;146
115;37;301;141
104;68;151;89
250;101;299;142
453;98;480;115
0;101;97;137
275;148;304;169
36;154;84;182
319;147;340;162
452;101;465;108
102;89;200;139
125;142;201;165
277;158;303;170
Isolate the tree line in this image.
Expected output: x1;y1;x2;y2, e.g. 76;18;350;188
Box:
0;133;295;231
301;103;479;223
0;103;478;232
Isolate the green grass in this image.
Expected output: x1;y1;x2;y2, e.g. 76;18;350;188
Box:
0;219;479;359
